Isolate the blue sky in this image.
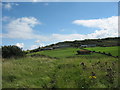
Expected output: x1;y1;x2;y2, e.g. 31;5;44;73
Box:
2;2;118;50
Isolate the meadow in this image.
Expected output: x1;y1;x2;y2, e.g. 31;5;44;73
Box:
2;47;119;88
27;48;80;59
85;46;119;57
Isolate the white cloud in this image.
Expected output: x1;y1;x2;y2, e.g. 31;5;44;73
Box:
30;43;45;50
4;3;12;10
2;3;19;10
72;16;118;38
50;16;118;42
52;34;86;41
15;43;24;48
35;40;45;46
35;40;41;43
30;45;39;50
40;43;45;47
73;16;117;30
3;17;46;39
3;16;118;48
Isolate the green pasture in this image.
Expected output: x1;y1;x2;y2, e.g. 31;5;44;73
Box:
85;46;119;56
27;48;80;59
27;47;111;59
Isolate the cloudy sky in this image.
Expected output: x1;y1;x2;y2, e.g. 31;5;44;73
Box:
2;2;118;50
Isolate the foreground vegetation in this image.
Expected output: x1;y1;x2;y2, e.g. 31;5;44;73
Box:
2;47;119;88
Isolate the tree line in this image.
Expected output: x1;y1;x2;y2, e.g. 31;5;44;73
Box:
1;45;26;58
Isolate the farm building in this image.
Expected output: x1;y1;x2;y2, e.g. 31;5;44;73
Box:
52;45;60;49
59;44;70;48
81;45;88;47
43;48;53;50
53;44;70;49
77;50;91;55
81;44;96;47
88;44;96;47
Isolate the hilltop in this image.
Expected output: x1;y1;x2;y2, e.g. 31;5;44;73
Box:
48;37;120;47
28;37;120;53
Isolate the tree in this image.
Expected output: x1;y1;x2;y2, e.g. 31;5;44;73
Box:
108;53;112;56
2;45;26;58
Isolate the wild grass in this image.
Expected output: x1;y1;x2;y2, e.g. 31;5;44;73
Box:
2;57;58;88
54;57;118;88
2;47;119;88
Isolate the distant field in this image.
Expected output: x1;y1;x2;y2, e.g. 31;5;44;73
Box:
85;46;119;56
27;47;111;59
27;48;80;59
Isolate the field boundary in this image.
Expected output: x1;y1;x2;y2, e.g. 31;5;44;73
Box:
83;48;119;58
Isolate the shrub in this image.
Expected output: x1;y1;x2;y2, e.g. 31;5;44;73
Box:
77;50;91;55
108;53;112;56
2;45;26;58
102;52;105;54
98;51;101;53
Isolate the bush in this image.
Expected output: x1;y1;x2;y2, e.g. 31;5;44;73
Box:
98;51;101;53
108;53;112;56
2;45;26;58
102;52;105;54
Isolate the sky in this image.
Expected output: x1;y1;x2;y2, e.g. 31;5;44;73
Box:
1;2;118;50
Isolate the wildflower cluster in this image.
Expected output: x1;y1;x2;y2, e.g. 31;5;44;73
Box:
89;72;96;79
89;76;96;79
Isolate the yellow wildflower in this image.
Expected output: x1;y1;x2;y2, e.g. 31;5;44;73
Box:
89;76;96;79
89;76;92;78
92;76;96;79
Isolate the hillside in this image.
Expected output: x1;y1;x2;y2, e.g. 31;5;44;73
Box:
46;37;120;48
3;47;119;88
2;37;120;88
28;37;120;53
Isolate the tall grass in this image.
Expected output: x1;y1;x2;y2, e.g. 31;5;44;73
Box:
3;56;118;88
2;57;57;88
2;47;119;88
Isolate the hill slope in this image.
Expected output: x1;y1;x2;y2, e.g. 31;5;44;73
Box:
46;37;120;48
3;47;119;88
28;37;119;53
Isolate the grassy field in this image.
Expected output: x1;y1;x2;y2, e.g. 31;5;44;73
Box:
85;46;119;57
2;47;119;88
27;47;80;59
